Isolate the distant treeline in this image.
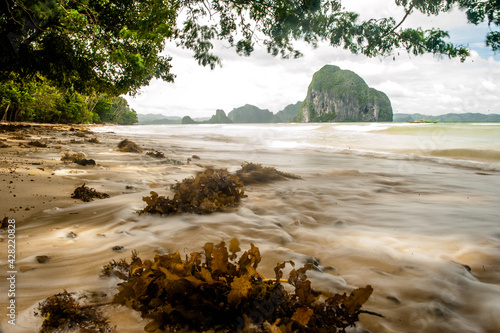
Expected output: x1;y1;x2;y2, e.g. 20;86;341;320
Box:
393;113;500;123
0;74;138;125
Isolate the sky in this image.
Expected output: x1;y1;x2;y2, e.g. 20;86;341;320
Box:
124;1;500;118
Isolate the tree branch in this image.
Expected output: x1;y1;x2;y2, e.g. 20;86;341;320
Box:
383;3;414;38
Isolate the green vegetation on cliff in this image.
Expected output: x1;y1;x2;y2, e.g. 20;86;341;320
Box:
228;104;274;123
297;65;393;123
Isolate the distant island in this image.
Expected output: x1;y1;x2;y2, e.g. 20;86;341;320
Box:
393;113;500;123
296;65;393;122
138;65;499;125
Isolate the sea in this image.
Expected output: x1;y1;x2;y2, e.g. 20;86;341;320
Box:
5;122;500;332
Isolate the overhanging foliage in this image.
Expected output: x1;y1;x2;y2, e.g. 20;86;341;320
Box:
2;0;498;97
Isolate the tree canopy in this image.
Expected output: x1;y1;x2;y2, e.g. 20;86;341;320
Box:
1;0;499;97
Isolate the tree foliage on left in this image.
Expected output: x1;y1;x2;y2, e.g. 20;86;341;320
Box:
0;73;138;123
1;0;177;96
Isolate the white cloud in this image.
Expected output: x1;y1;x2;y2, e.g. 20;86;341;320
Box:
124;1;500;118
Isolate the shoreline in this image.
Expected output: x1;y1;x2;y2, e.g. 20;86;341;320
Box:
0;122;122;222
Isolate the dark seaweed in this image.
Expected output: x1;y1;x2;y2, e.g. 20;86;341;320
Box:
71;184;110;202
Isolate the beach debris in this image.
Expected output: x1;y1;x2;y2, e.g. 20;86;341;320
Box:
38;240;379;332
67;231;78;239
236;162;301;184
117;139;143;153
36;255;51;264
105;239;378;332
75;158;96;166
71;184;110;202
28;140;48;148
36;291;113;333
145;150;165;158
72;131;88;137
86;137;100;144
138;168;246;215
61;152;86;163
112;245;125;253
100;251;137;280
1;217;8;228
61;152;96;166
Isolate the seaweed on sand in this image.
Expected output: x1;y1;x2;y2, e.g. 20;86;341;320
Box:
28;140;48;148
36;291;113;333
145;150;165;158
139;168;246;215
61;152;96;166
117;139;143;153
236;162;301;185
71;184;110;202
38;240;380;332
108;239;379;332
61;152;87;163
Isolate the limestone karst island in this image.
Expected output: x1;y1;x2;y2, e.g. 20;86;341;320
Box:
175;64;394;124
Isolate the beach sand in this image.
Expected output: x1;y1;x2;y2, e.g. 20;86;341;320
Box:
0;123;111;221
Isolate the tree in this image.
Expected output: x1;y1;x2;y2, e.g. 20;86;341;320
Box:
1;0;498;97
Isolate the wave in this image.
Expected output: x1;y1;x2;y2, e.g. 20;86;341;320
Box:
425;148;500;162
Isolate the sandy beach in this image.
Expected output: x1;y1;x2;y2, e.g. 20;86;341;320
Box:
0;123;114;221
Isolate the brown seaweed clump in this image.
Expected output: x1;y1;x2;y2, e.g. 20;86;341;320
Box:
36;291;112;333
236;162;301;185
139;168;246;215
71;184;110;202
28;140;48;148
117;139;143;153
108;239;378;332
61;152;96;166
38;240;379;333
145;150;165;158
61;152;87;163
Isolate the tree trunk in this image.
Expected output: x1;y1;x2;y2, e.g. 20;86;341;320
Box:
1;102;11;122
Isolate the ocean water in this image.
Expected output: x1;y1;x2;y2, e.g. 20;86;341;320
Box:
4;123;500;332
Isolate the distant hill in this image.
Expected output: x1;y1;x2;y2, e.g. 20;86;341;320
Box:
393;113;500;122
180;102;301;124
273;101;302;123
138;113;208;124
296;65;393;122
205;109;233;124
228;104;274;123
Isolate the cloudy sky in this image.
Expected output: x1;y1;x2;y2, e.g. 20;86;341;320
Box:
124;1;500;118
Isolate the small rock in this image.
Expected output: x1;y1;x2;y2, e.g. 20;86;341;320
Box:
36;255;51;264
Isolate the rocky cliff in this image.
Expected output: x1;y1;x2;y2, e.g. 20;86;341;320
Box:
296;65;393;122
